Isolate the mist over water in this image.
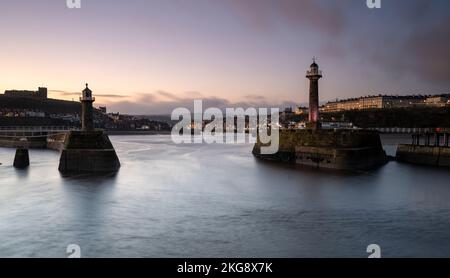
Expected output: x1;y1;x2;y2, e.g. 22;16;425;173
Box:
0;135;450;258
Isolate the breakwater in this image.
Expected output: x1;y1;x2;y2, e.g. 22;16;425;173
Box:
396;132;450;168
58;130;120;173
253;129;387;171
0;126;73;149
0;136;48;148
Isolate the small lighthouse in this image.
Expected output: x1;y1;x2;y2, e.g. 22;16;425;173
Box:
58;83;121;173
306;58;322;129
81;83;95;131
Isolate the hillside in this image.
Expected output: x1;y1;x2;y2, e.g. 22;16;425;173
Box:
0;95;81;114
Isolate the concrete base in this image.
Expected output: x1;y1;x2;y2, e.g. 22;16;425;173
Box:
14;148;30;169
253;129;387;171
396;145;450;168
58;130;120;173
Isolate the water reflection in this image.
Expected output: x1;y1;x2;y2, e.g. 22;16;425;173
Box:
0;134;450;258
14;167;30;179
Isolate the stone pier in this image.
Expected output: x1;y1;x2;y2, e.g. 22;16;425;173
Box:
397;132;450;168
58;130;120;173
253;129;387;171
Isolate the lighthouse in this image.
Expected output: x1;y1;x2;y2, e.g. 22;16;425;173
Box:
80;83;95;131
306;58;322;129
253;58;387;170
58;83;120;173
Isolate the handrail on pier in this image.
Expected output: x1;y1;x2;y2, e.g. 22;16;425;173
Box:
411;132;450;148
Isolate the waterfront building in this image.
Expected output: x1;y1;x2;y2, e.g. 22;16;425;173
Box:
424;94;450;107
294;107;308;115
322;95;427;112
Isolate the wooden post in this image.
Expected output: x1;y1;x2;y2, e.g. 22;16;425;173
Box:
435;133;441;147
14;148;30;169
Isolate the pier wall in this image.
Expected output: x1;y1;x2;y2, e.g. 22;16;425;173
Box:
0;136;47;148
58;130;120;173
253;129;387;170
396;145;450;168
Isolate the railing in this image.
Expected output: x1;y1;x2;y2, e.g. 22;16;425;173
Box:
0;126;78;131
411;132;450;148
306;69;322;76
0;126;78;139
0;126;77;131
80;97;95;101
369;127;433;134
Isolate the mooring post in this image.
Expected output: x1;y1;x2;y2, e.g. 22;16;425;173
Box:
14;148;30;169
435;133;441;147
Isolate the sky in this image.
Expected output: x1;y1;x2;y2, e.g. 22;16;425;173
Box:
0;0;449;114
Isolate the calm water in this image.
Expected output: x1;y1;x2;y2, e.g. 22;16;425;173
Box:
0;134;450;258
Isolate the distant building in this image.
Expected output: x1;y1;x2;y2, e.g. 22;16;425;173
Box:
283;107;294;114
322;95;427;112
4;87;48;99
424;94;450;107
99;106;107;114
108;112;120;121
295;106;308;115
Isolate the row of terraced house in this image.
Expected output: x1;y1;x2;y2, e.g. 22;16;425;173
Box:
322;94;450;112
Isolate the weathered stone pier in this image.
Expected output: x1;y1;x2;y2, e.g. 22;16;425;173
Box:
396;130;450;168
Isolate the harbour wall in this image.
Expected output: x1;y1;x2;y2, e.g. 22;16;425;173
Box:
58;130;120;173
396;145;450;168
253;129;387;171
0;136;47;148
0;134;67;150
